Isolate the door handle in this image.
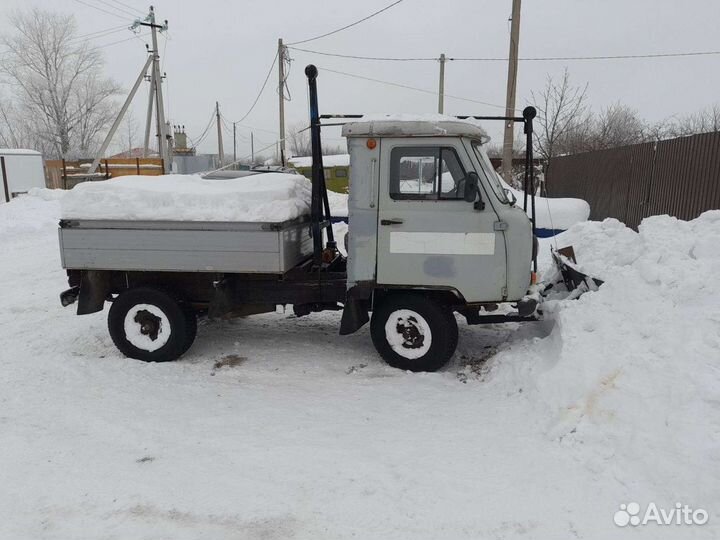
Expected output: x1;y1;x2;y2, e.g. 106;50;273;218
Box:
381;218;404;225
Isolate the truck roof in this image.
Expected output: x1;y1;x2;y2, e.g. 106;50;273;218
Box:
341;114;489;142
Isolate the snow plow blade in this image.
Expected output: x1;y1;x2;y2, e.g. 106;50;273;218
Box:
551;246;604;294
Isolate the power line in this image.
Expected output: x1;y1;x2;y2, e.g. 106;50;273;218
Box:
94;32;148;49
193;109;219;147
106;0;145;16
234;123;279;136
320;66;509;111
452;50;720;61
232;51;279;124
70;24;129;42
291;46;720;63
289;46;437;61
92;0;138;18
71;0;133;20
287;0;405;46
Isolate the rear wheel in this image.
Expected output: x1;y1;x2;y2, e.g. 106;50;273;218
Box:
108;287;197;362
370;293;458;372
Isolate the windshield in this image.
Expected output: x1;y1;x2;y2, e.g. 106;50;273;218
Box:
472;141;509;204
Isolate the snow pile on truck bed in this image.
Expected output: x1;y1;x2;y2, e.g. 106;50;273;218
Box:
60;173;348;222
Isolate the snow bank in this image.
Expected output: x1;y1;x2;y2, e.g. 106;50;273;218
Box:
61;174;348;222
491;211;720;500
0;190;62;234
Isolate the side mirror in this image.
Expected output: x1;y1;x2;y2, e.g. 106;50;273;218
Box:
464;172;480;203
505;189;517;206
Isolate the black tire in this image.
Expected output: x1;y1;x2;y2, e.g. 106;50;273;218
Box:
370;293;458;372
108;287;197;362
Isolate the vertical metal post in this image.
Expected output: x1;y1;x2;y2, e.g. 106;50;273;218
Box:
278;38;287;166
233;122;237;163
437;53;446;114
1;156;10;203
502;0;522;184
305;64;335;265
251;132;254;165
136;157;140;175
165;120;173;171
216;101;224;164
523;105;538;273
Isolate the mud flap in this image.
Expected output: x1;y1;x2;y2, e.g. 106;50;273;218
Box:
76;270;112;315
339;285;371;335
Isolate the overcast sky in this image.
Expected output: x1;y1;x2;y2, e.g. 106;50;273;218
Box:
2;0;719;159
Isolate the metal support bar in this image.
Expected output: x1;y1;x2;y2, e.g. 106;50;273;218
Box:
438;53;446;114
305;64;335;266
522;105;538;273
1;156;10;202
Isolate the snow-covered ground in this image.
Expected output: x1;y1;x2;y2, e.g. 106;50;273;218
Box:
1;191;718;539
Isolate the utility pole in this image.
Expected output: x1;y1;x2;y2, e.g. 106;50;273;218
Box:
278;38;287;166
216;101;224;164
89;6;169;174
251;132;254;165
438;53;446;114
502;0;521;184
233;122;237;162
133;6;169;169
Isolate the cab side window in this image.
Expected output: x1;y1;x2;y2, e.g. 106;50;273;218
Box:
389;146;466;200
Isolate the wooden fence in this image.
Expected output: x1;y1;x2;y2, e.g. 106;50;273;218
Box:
546;132;720;229
45;157;165;189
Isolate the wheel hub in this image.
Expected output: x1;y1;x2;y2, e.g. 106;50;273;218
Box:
384;309;433;360
135;310;161;341
396;316;425;349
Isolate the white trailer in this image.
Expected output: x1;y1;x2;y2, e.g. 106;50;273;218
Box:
0;149;45;203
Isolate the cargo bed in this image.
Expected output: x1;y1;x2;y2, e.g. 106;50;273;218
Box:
58;217;313;274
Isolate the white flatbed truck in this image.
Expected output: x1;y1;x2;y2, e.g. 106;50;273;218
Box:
59;65;586;372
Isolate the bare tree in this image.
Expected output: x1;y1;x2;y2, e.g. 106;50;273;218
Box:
0;98;34;149
287;122;312;157
591;103;646;150
531;69;589;168
666;105;720;138
287;121;346;157
0;8;120;157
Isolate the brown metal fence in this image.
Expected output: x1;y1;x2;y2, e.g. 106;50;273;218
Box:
546;132;720;229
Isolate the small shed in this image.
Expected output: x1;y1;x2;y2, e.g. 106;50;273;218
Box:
288;154;350;193
0;149;45;203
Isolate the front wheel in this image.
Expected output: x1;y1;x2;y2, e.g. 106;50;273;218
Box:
370;294;458;372
108;287;197;362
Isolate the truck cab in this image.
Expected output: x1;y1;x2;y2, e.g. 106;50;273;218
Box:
343;116;534;306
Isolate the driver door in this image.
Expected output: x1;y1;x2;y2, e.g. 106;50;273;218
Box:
375;138;507;302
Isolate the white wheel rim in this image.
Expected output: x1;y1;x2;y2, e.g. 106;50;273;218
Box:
123;304;171;352
384;309;432;360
